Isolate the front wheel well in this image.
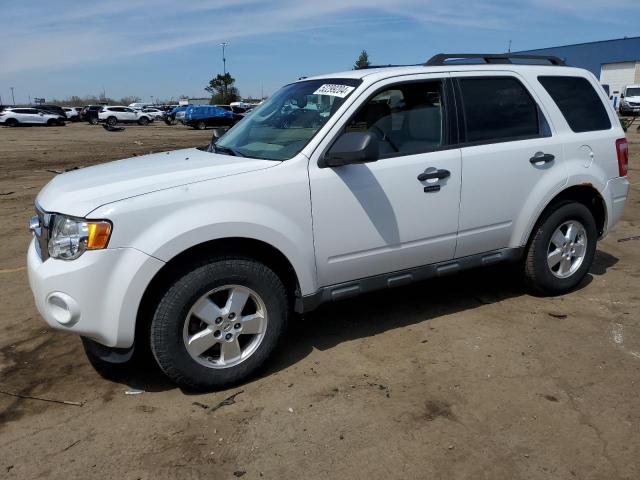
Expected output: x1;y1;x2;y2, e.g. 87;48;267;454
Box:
135;238;300;345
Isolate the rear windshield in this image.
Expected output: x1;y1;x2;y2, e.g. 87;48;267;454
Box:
538;76;611;133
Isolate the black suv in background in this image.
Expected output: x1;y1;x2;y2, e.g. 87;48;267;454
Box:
79;105;103;124
33;105;67;117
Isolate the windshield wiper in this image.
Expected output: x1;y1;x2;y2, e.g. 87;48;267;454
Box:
212;144;245;157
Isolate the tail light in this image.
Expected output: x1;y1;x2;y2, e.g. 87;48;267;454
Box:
616;138;629;177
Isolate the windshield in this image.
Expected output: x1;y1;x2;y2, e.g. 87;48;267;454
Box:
625;88;640;97
215;78;361;160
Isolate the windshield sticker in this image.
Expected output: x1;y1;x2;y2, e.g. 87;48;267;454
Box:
313;84;356;98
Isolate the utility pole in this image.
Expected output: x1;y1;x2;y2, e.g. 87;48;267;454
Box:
220;42;229;102
508;40;512;53
10;87;15;105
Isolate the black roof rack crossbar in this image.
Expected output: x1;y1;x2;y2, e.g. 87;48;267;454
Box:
425;53;566;66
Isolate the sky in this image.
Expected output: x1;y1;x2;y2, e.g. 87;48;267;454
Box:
0;0;638;104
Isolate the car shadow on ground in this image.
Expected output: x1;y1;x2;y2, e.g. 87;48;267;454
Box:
91;249;618;394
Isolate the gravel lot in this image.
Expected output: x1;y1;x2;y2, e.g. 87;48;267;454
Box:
1;122;638;479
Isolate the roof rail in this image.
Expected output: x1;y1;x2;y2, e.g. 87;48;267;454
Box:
425;53;566;66
355;63;422;70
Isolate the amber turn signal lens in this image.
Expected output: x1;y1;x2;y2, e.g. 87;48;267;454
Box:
86;222;112;249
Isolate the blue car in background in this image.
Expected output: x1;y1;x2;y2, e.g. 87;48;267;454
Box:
164;105;190;125
184;105;242;130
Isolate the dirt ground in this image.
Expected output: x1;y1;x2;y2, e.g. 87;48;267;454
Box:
0;122;638;479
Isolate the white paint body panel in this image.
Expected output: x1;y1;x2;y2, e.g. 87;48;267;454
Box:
27;63;629;348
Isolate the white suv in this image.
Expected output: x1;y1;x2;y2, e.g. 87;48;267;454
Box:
1;107;66;126
98;106;152;126
28;54;630;390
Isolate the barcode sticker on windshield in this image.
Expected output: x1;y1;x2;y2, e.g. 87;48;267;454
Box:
313;84;355;98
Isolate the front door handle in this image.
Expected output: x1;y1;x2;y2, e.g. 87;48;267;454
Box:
529;152;555;165
417;168;451;181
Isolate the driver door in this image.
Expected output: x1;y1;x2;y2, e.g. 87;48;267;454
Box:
308;74;462;287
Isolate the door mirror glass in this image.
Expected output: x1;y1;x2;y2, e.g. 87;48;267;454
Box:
323;131;379;167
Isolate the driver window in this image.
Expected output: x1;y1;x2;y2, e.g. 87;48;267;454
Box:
345;80;446;157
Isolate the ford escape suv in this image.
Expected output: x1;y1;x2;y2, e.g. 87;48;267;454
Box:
28;54;630;390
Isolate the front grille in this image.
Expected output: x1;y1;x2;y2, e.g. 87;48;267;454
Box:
34;204;53;261
629;102;640;107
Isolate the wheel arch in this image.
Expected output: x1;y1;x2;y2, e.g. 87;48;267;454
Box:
135;237;301;345
522;184;607;248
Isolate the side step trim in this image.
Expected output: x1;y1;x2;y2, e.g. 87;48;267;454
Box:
295;247;524;313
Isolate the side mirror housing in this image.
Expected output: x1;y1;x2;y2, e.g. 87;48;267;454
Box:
322;131;380;168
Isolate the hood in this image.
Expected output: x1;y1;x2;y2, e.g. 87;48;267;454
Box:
37;148;278;217
624;95;640;103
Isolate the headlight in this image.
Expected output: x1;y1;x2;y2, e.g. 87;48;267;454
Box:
48;215;112;260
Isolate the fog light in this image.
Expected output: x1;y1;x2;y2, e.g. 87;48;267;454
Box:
46;292;80;326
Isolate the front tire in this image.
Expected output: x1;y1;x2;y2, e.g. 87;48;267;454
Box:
523;202;597;294
150;257;289;390
195;120;206;130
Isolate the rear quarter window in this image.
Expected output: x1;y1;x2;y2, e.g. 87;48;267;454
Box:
538;76;611;133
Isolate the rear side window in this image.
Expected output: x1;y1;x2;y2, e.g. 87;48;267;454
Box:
538;76;611;132
458;77;540;143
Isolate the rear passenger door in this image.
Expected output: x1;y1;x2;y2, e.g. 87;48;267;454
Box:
453;73;568;258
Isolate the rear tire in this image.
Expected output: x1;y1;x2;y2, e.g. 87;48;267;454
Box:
150;257;289;391
89;117;99;125
5;118;18;127
523;202;597;294
138;117;149;126
196;120;206;130
106;116;117;126
46;119;56;126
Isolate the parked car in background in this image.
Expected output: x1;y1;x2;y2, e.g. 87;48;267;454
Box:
34;105;67;117
619;84;640;116
141;107;165;120
1;107;66;126
98;106;153;126
165;105;189;125
128;102;153;109
79;105;103;124
63;107;80;121
184;105;242;129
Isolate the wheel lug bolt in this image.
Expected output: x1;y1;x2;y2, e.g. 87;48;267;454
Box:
214;330;221;338
215;317;222;324
225;333;233;340
234;323;241;330
228;312;236;320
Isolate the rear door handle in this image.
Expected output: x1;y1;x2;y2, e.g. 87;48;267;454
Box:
529;152;555;164
417;168;451;181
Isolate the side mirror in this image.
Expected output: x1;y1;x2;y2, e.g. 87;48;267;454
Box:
322;131;380;168
210;127;226;142
620;93;625;99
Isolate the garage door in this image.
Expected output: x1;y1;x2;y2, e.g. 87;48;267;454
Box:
600;62;637;95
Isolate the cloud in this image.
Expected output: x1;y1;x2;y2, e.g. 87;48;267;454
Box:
0;0;636;76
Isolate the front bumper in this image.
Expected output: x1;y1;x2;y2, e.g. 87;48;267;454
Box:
602;176;630;236
27;239;165;348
